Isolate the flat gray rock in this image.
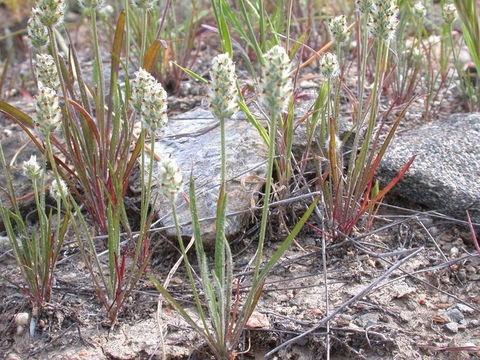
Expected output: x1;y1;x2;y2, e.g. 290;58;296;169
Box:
378;113;480;221
148;108;268;245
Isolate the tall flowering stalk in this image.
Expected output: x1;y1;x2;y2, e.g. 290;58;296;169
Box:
255;45;292;279
208;53;238;285
131;68;168;267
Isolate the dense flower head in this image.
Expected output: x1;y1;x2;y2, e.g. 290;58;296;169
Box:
368;0;400;41
35;0;66;27
50;179;68;201
209;53;238;119
260;45;293;112
320;53;339;79
27;9;49;48
443;4;457;24
78;0;105;9
131;0;156;10
413;2;426;18
23;155;43;179
157;158;183;201
131;68;168;131
35;85;61;135
328;15;348;43
35;54;59;90
356;0;374;14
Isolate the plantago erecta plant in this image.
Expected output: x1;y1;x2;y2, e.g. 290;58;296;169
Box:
0;151;70;317
314;0;415;239
151;47;317;359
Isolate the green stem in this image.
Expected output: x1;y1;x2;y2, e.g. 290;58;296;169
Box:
91;10;107;175
140;9;148;64
253;106;276;283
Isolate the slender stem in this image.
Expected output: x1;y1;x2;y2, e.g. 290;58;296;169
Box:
140;9;148;64
253;106;276;282
91;10;107;176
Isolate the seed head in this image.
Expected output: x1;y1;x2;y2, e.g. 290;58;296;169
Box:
320;53;340;79
78;0;105;9
209;53;238;119
131;68;168;131
131;0;156;10
368;0;400;41
356;0;374;14
443;4;457;24
50;179;68;201
413;2;426;18
260;45;293;112
35;85;61;135
27;9;49;48
35;54;59;90
329;15;348;43
157;158;183;201
35;0;66;27
23;155;43;179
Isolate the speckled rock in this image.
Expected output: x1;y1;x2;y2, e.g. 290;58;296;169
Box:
148;108;268;245
378;113;480;222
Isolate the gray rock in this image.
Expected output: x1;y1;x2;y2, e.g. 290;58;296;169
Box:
378;113;480;221
148;108;267;245
445;322;459;333
456;303;475;315
447;308;465;323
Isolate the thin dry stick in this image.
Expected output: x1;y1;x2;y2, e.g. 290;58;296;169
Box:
265;247;424;358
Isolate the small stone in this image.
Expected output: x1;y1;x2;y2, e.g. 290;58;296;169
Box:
445;322;459;333
447;308;464;323
6;354;22;360
14;312;29;327
450;247;459;257
456;303;475;314
356;313;380;327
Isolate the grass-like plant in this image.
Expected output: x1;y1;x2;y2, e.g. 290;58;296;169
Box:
128;0;208;93
453;0;480;109
314;0;415;238
151;48;318;359
0;0;163;321
0;150;70;316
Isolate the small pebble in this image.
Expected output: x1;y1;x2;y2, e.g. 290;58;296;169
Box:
445;322;459;333
456;303;475;314
450;246;459;257
447;308;464;323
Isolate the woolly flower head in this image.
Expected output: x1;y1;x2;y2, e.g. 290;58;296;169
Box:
131;68;168;131
413;2;426;18
320;53;339;79
329;15;348;43
23;155;43;179
50;179;68;201
131;0;156;10
35;54;59;90
260;45;293;112
35;0;66;27
209;53;238;119
157;158;183;201
443;4;457;24
368;0;400;41
35;85;61;135
356;0;374;14
27;10;49;48
78;0;105;9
